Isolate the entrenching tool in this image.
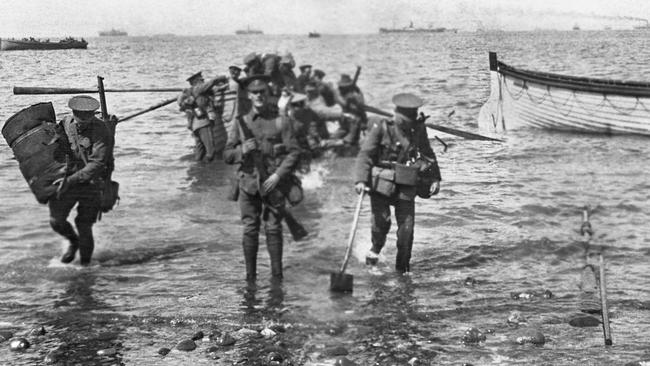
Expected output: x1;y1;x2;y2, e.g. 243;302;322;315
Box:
330;190;366;293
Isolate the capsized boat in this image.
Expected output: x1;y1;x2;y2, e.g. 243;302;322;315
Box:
0;37;87;51
478;52;650;136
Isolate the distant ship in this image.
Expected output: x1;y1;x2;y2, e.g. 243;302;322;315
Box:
99;29;128;37
235;26;263;35
572;24;580;31
379;21;457;34
633;19;650;29
308;32;321;38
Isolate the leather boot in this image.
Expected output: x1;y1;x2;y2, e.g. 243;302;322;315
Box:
60;239;79;264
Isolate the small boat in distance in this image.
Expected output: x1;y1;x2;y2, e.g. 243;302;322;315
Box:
99;29;128;37
235;26;263;35
572;24;581;31
308;32;321;38
379;21;457;34
0;37;87;51
479;52;650;136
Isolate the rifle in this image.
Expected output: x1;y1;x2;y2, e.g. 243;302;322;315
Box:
236;115;308;241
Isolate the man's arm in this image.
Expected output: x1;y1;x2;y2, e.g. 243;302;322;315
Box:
223;118;243;165
354;120;382;184
274;118;301;178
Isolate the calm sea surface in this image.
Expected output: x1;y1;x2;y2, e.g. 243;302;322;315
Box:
0;32;649;365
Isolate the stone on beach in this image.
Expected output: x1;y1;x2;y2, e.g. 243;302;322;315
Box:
97;347;117;356
191;330;204;341
176;339;197;351
9;337;30;351
216;332;236;346
461;327;486;344
507;311;527;325
334;356;358;366
568;314;600;327
157;347;171;356
513;328;545;345
324;345;349;356
261;327;277;339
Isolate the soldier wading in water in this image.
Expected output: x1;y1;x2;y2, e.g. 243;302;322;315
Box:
224;75;301;281
354;93;441;274
51;96;115;265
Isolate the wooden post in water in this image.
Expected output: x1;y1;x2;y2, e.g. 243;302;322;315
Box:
97;76;109;121
599;254;613;346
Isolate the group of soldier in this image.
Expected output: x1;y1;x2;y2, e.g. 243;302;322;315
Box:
41;50;442;282
177;51;368;166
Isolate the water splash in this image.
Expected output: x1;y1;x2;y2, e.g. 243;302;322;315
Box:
299;162;330;190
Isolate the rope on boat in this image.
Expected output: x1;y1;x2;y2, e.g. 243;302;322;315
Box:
498;70;650;119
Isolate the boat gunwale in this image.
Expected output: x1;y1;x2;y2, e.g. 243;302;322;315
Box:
489;52;650;98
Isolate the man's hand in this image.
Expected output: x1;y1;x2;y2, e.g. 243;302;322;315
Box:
429;180;441;197
241;138;257;155
52;177;70;199
354;182;367;195
262;173;280;194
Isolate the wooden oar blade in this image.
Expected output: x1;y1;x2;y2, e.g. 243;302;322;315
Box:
425;123;504;142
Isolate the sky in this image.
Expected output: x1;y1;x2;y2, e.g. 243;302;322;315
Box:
1;0;649;37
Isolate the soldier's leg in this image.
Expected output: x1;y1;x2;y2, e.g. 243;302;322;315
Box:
196;125;216;162
264;207;284;279
212;117;227;158
48;195;79;263
240;189;262;281
342;115;361;145
367;194;392;265
394;199;415;273
193;131;206;161
75;194;100;266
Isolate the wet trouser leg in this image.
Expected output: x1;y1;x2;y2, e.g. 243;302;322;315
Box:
394;199;415;273
240;189;262;281
342;116;361;145
75;197;99;265
370;194;392;255
264;207;284;279
193;133;206;161
196;124;216;161
49;196;79;262
212;117;227;159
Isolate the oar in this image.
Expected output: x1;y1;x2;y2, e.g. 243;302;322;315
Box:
116;96;236;123
117;97;178;123
13;86;236;95
363;104;504;142
330;190;366;293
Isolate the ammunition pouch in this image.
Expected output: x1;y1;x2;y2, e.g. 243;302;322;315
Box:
394;163;419;186
370;166;396;197
99;179;120;213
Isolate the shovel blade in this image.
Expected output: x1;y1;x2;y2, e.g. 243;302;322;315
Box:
330;272;354;293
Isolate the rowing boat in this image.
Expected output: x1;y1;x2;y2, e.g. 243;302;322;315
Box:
478;52;650;136
0;38;87;51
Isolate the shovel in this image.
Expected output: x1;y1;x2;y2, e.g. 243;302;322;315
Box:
330;190;366;293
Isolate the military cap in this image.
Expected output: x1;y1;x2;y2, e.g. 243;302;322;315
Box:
228;65;242;72
313;69;325;79
289;93;307;104
186;71;203;82
338;74;354;87
240;74;271;92
299;64;312;71
243;52;259;65
392;93;424;109
68;95;100;112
